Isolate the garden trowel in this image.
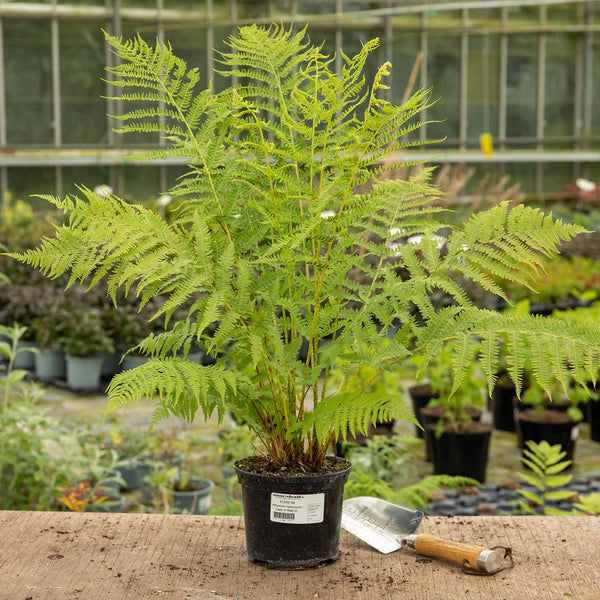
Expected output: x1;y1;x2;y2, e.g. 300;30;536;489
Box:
342;497;506;574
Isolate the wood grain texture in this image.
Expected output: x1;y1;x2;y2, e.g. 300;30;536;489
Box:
0;512;598;600
413;533;485;571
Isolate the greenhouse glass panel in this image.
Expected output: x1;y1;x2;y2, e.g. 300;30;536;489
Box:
123;165;161;201
120;22;159;147
58;0;105;4
506;35;537;141
467;34;500;143
544;34;575;141
61;166;112;197
272;0;295;19
60;21;107;145
5;20;53;146
543;162;572;195
7;168;56;205
547;4;578;24
593;37;600;149
297;1;336;16
213;25;232;93
121;0;158;7
504;162;535;195
311;26;337;62
389;31;420;104
164;0;205;9
167;24;208;90
506;5;539;29
427;34;460;144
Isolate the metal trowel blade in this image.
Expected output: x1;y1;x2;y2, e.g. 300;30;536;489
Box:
341;496;424;554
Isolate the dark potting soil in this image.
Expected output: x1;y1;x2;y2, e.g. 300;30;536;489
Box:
173;480;203;492
426;419;490;434
425;476;600;517
420;405;481;421
518;409;576;424
235;455;351;477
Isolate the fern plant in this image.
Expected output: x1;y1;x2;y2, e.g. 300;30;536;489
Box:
515;440;576;515
8;25;600;471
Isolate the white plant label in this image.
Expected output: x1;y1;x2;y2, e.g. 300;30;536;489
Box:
270;493;325;524
571;426;579;441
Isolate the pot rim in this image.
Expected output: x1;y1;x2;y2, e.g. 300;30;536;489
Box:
234;456;351;483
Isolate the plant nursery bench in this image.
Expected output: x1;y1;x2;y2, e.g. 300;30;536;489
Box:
0;512;597;600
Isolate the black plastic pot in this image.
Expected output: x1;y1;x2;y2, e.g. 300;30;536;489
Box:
427;423;492;483
517;410;578;463
590;401;600;443
492;380;519;432
420;406;481;462
234;459;351;569
408;384;437;438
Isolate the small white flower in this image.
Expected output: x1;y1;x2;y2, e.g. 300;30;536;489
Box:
390;227;405;237
576;178;596;193
433;235;446;249
320;210;336;219
157;194;172;207
232;213;242;219
386;241;403;257
460;243;470;252
407;235;423;245
93;184;113;199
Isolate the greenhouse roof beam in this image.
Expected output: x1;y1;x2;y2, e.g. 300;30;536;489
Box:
1;149;599;167
0;0;596;23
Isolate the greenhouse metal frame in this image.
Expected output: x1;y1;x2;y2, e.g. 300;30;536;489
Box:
0;0;598;210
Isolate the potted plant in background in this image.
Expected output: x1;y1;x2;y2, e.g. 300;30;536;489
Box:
59;296;114;391
144;459;215;515
516;381;584;464
415;344;490;481
9;25;600;568
414;346;484;459
30;286;72;381
0;284;42;369
100;426;151;491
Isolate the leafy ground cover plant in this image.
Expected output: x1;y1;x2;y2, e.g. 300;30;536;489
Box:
502;255;600;305
8;25;600;472
0;325;89;509
515;440;600;516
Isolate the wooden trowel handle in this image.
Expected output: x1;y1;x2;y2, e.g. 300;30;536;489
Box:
406;534;504;573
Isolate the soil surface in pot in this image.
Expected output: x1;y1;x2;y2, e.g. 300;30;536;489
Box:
420;405;482;421
235;456;351;477
173;480;204;492
518;409;576;424
428;420;491;434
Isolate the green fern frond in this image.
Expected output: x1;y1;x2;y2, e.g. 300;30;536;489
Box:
106;358;236;424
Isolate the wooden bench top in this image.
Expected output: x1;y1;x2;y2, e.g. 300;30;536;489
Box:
0;512;597;599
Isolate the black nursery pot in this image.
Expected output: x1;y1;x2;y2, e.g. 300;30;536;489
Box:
589;401;600;443
492;380;519;432
408;384;437;438
234;458;351;569
517;410;578;463
427;423;492;483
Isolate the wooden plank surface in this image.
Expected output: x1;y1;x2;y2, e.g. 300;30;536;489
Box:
0;512;597;600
